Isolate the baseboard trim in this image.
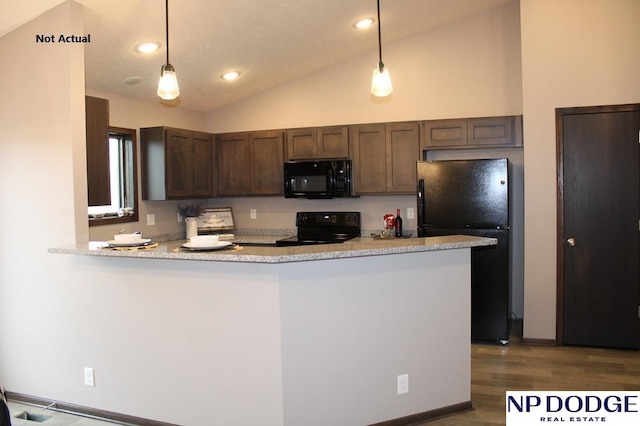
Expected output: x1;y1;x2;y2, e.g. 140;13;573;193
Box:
521;337;557;346
368;401;473;426
6;391;178;426
7;391;472;426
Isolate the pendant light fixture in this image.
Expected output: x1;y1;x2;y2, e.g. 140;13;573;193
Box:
157;0;180;100
371;0;393;97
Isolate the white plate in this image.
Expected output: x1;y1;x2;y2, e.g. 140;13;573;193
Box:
181;241;233;251
106;238;152;247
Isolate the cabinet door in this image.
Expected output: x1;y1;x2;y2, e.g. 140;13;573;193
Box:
217;133;251;196
421;119;468;149
165;129;193;198
192;131;214;197
468;116;513;146
250;130;284;195
350;124;386;194
386;122;420;193
85;96;111;206
317;126;349;158
286;128;317;160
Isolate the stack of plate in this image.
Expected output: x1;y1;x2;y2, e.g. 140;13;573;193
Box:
181;235;233;251
107;233;153;248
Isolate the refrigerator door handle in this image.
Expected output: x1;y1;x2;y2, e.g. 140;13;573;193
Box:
417;179;425;232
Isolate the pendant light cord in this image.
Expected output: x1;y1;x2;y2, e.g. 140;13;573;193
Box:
165;0;170;64
376;0;384;71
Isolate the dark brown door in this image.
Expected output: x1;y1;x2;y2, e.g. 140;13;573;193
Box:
557;104;640;349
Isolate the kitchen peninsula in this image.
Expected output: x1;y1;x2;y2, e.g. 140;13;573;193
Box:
50;235;494;426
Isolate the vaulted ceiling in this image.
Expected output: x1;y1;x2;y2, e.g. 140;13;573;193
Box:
3;0;512;112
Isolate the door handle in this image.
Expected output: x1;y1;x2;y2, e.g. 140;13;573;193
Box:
566;237;576;246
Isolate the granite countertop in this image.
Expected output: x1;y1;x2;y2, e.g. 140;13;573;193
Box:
49;234;497;264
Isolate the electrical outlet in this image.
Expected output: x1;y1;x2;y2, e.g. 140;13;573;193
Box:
84;367;95;387
146;214;156;226
397;374;409;395
407;208;415;219
250;209;257;219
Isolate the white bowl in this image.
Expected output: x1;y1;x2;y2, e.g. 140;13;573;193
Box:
189;235;219;246
113;233;142;244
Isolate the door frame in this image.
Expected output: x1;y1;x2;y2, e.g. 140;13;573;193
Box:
556;103;640;346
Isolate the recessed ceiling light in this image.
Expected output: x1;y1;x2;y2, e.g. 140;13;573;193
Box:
221;71;241;81
354;18;375;29
135;42;161;53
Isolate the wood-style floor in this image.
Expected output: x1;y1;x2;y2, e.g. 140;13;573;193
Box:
424;325;640;425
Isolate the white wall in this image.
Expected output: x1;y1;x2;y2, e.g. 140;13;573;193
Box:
207;0;523;133
520;0;640;340
0;0;89;406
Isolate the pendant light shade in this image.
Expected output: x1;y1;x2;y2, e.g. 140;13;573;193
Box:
158;63;180;100
371;63;393;97
371;0;392;97
157;0;180;100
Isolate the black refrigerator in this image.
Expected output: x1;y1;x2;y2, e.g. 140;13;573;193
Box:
417;158;510;343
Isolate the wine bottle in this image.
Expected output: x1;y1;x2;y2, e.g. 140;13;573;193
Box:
395;208;403;237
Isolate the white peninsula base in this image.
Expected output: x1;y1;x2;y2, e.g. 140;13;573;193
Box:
278;249;471;425
48;237;481;426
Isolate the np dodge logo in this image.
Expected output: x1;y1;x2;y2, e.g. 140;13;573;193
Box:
506;391;640;425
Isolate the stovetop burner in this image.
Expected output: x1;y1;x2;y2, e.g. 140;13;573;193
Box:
275;212;361;247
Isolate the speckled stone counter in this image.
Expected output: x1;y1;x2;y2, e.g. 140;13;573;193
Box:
49;234;496;263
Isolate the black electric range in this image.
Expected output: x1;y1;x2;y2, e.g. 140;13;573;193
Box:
275;212;361;247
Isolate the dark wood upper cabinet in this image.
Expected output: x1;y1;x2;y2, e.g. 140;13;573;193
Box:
286;128;317;160
350;124;387;194
141;127;214;200
468;116;516;146
217;130;284;196
85;96;111;206
421;115;523;150
386;122;421;193
135;115;522;202
217;132;251;196
250;130;284;195
192;132;216;197
286;126;349;160
350;122;420;195
422;119;468;148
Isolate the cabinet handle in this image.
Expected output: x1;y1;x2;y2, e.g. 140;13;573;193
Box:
566;237;576;246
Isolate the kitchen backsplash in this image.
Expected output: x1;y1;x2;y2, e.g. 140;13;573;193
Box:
88;195;417;241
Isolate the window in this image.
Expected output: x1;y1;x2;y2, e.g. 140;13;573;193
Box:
88;127;138;226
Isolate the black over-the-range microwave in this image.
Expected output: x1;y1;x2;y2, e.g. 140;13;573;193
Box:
283;159;353;199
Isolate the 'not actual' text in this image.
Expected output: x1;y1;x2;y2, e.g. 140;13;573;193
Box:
36;34;91;43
